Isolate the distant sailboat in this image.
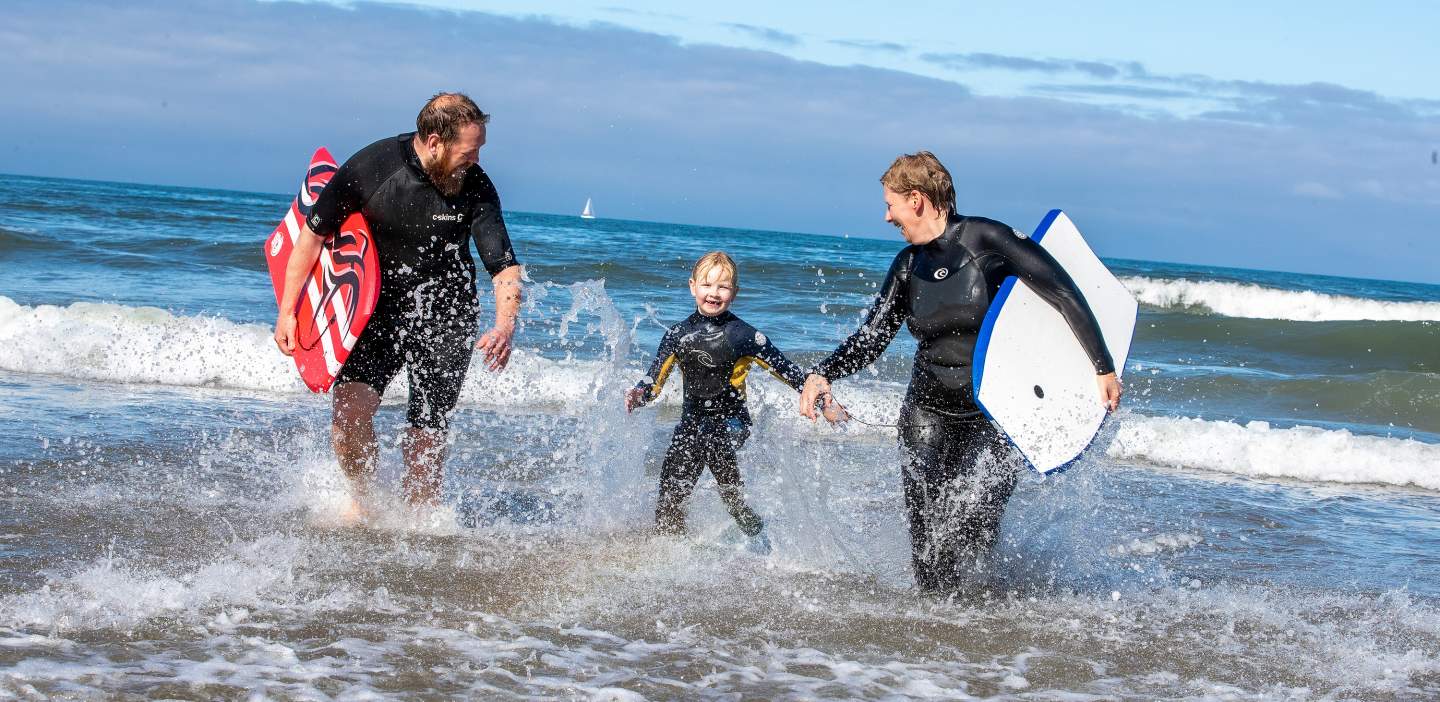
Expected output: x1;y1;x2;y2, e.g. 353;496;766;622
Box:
580;197;596;219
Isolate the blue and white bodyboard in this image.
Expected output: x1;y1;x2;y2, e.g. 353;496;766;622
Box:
973;210;1136;474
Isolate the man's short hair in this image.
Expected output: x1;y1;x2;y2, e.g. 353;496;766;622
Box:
416;92;490;143
691;251;738;287
880;151;956;215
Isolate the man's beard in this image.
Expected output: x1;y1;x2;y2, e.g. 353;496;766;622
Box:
425;159;466;197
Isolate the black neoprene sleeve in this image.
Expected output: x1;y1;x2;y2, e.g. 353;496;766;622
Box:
811;250;910;380
983;226;1115;374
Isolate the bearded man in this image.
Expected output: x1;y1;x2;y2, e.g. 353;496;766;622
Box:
273;92;523;508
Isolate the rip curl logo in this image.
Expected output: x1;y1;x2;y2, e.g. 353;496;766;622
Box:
269;232;284;257
934;267;950;280
690;350;717;368
1012;228;1028;239
432;213;464;222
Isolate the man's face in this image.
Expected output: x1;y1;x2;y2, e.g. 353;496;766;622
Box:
689;266;737;317
883;187;924;244
425;122;485;197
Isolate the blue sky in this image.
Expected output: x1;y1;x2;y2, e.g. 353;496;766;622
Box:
2;0;1438;282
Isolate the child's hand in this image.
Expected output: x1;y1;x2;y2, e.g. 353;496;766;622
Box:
820;394;850;425
624;387;646;414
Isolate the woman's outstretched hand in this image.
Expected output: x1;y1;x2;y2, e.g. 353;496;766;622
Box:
800;374;832;421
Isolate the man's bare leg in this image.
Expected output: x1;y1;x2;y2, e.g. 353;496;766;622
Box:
332;382;382;515
401;427;447;505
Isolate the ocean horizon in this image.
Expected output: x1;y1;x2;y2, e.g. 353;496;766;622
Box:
9;170;1439;289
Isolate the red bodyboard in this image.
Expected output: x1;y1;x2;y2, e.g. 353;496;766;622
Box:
263;148;381;392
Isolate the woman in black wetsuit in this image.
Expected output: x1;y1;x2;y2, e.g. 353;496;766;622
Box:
798;152;1123;593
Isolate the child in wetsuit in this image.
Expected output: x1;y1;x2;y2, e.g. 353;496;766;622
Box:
625;251;839;551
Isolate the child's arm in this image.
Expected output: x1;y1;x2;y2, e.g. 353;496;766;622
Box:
742;327;848;423
626;328;680;413
744;330;809;393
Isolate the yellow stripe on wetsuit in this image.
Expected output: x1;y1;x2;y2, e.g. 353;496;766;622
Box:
729;356;793;399
649;353;678;399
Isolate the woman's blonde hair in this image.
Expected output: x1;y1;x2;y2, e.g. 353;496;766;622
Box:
691;250;738;287
880;151;956;214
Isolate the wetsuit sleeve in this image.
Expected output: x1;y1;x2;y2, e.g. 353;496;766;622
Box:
306;140;400;240
469;172;519;276
984;224;1115;374
735;326;808;392
811;250;910;381
306;156;371;240
634;327;681;404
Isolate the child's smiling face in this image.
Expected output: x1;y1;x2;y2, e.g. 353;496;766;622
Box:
689;265;737;317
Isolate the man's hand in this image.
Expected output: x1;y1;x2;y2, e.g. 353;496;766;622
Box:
624;387;646;414
274;312;298;356
274;223;324;358
799;374;832;421
481;265;523;373
1097;372;1122;412
475;323;515;371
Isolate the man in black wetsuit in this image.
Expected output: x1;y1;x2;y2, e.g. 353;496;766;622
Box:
273;93;523;509
798;151;1122;593
626;252;837;550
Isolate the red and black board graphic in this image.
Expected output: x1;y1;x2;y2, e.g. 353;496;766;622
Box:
264;148;380;392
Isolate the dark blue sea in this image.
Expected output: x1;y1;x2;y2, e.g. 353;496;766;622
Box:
1;173;1438;699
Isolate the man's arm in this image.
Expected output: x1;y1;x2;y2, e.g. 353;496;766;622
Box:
273;224;326;356
275;147;373;356
475;264;523;371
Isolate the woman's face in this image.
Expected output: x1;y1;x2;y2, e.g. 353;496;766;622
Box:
883;188;925;244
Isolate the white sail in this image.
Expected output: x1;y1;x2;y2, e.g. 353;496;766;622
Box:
580;197;595;219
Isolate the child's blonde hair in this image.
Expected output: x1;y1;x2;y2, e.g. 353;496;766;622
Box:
691;251;738;287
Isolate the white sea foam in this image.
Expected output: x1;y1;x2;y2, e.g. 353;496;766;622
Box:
1121;276;1440;322
1109;415;1440;491
1106;532;1204;557
5;295;1436;496
0;295;611;407
0;295;900;425
4;564;1435;700
0;296;301;392
0;534;356;633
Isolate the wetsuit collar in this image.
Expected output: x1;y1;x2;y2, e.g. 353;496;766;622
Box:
692;309;736;324
399;132;428;181
916;213;966;251
939;212;966;242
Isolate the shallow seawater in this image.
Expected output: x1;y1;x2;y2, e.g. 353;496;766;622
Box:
3;370;1439;700
2;174;1439;699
